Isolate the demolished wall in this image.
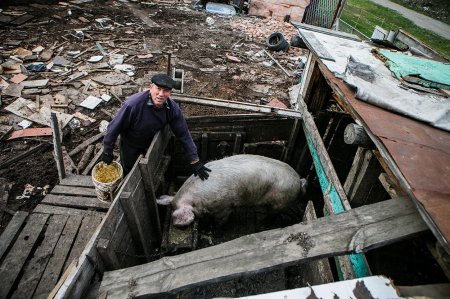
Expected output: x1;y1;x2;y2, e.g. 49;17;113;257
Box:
248;0;311;22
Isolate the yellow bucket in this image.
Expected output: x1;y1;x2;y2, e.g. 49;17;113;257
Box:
92;161;123;203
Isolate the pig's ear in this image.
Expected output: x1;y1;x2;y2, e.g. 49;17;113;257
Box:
157;195;174;205
172;206;195;227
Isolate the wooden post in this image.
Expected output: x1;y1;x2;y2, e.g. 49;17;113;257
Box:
201;133;208;162
282;118;301;162
233;133;242;155
50;112;65;181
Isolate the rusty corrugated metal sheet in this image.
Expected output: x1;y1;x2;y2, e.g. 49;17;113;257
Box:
319;62;450;250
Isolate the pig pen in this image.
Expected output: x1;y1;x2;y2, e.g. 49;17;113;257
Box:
50;111;443;299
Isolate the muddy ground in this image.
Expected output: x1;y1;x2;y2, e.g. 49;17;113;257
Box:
0;0;306;231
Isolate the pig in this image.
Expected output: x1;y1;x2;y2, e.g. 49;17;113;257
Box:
157;154;307;227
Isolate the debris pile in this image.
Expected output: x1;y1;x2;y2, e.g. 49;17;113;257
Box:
0;0;308;219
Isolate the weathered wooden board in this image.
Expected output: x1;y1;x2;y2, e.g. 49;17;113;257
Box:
11;215;68;299
100;198;428;298
33;215;83;298
0;211;28;260
68;132;105;157
0;213;49;298
64;216;103;273
33;204;104;217
299;201;334;285
119;179;155;260
59;175;94;188
42;194;109;210
51;185;96;197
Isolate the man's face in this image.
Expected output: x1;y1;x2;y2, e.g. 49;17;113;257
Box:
149;83;172;108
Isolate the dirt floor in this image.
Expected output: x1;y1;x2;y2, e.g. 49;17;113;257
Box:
0;0;307;232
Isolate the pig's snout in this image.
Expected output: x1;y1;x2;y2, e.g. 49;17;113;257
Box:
172;205;195;227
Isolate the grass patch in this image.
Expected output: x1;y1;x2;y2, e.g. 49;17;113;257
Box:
340;0;450;58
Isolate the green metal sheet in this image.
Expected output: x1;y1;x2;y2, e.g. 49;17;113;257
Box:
379;50;450;89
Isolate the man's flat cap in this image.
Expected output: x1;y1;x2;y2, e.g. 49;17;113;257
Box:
151;74;175;89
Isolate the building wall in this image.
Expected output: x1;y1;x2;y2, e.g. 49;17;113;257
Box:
248;0;311;22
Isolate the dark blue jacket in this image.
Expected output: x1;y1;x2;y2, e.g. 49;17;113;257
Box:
103;90;198;161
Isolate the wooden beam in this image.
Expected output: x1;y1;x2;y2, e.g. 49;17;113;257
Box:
50;112;65;181
172;94;303;119
68;132;105;157
299;201;334;285
295;62;371;278
100;198;428;298
282;118;301;163
76;145;95;173
82;148;103;176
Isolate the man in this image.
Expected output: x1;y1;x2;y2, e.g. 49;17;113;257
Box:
101;73;211;179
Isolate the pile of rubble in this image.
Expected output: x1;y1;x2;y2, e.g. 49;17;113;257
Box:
0;0;308;219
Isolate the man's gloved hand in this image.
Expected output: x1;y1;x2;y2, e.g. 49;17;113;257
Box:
192;161;211;180
101;152;114;164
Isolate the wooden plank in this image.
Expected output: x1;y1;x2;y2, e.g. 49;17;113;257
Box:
347;149;383;207
33;204;104;217
82;148;103;176
0;211;28;261
64;216;103;273
282;119;301;163
299;201;334;285
59;175;94;188
296;68;371;278
97;238;121;270
119;179;156;260
97;214;133;270
51;185;96;197
76;145;95;173
291;22;361;41
11;215;69;299
68;132;105;157
343;147;365;195
0;213;49;299
172;94;303;119
100;198;428;298
51;112;66;181
42;194;109;210
33;215;83;298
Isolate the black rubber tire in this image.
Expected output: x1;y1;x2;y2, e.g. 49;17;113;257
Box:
267;32;289;52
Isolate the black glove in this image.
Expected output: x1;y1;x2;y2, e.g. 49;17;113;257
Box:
192;161;211;180
101;152;114;164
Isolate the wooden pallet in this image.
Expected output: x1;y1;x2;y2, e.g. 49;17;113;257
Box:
0;175;106;298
